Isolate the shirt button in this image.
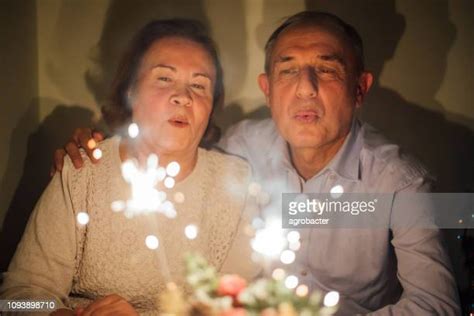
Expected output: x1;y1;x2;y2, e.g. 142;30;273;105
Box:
301;270;308;276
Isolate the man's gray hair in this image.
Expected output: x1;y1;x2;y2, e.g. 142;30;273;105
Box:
264;11;365;76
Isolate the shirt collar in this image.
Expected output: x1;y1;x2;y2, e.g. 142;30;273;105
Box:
268;119;363;182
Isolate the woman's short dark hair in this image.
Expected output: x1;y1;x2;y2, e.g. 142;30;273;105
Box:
102;18;223;147
264;11;365;76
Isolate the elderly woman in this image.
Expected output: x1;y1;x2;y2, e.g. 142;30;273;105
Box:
0;19;257;315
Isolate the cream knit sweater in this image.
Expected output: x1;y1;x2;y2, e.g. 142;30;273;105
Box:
1;137;258;315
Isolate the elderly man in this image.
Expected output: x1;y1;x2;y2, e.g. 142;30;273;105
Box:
52;11;459;315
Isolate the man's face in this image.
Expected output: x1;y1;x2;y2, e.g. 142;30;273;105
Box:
259;24;372;152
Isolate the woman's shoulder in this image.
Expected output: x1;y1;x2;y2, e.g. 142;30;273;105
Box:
199;147;252;183
62;136;120;187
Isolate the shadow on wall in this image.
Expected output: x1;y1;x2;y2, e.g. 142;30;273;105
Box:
0;100;96;272
305;0;474;311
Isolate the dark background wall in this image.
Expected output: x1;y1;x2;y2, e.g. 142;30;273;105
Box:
1;0;473;311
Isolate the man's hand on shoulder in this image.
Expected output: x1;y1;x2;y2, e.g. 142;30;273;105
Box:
51;127;105;176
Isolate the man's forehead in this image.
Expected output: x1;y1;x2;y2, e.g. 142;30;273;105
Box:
271;24;352;65
275;24;346;51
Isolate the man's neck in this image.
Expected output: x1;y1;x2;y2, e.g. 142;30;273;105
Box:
289;135;348;181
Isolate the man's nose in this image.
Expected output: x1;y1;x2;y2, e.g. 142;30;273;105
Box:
170;86;191;106
296;67;318;99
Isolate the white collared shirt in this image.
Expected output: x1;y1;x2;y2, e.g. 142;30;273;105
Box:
218;118;460;315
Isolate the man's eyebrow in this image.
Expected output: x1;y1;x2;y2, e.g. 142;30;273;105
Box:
318;54;346;66
275;55;294;64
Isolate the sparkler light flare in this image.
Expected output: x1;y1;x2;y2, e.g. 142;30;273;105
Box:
128;123;140;138
145;235;160;249
76;212;90;225
92;148;103;160
112;153;180;218
166;161;180;177
87;139;97;150
296;284;309;297
284;275;298;289
272;268;286;280
323;291;340;307
251;220;287;258
184;224;198;240
280;250;296;264
330;185;344;198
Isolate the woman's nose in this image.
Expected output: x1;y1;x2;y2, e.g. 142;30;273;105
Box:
170;87;191;106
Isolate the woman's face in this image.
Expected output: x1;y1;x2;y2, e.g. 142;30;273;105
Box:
131;36;216;155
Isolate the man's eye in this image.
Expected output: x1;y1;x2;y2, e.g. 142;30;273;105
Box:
318;68;335;74
280;68;298;75
158;77;172;82
191;83;205;90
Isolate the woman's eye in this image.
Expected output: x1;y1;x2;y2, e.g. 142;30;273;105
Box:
319;68;335;74
158;76;172;82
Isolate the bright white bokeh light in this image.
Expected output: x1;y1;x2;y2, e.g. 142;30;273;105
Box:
128;123;139;138
147;154;158;169
280;250;296;264
251;221;287;258
289;241;301;251
166;161;180;177
287;231;300;243
76;212;89;225
272;268;286;280
156;167;166;181
164;177;175;189
92;148;102;160
145;235;159;249
324;291;340;307
296;284;309;297
184;224;198;240
330;185;344;198
174;192;185;203
111;200;125;212
284;275;298;289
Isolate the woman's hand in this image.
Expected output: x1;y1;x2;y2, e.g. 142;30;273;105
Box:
50;308;76;316
51;127;104;175
76;294;138;316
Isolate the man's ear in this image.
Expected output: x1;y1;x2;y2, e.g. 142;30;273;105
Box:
258;73;271;107
355;71;374;108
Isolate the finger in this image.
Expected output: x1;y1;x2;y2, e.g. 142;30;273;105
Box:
78;130;96;162
72;128;89;147
90;300;137;316
92;130;105;142
81;295;122;316
53;148;67;173
65;141;84;169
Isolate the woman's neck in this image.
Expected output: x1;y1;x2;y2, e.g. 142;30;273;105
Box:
119;138;198;182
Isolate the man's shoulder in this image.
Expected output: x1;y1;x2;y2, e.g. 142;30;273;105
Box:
218;118;279;158
358;123;431;190
225;118;277;141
